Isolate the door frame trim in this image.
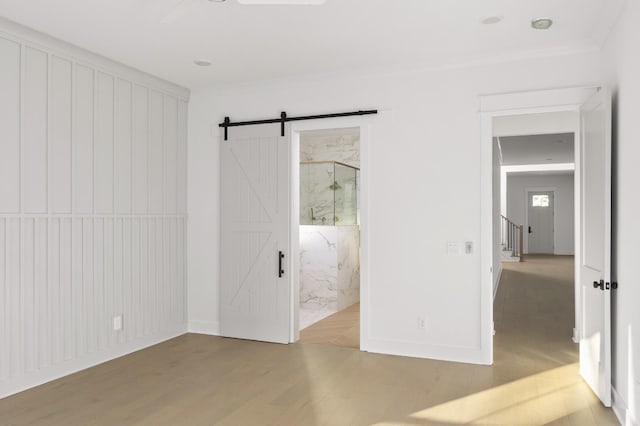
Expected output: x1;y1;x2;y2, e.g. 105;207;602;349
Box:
480;85;598;364
524;187;557;254
288;117;373;351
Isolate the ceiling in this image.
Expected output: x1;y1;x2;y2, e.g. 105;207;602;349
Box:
0;0;624;89
498;133;574;165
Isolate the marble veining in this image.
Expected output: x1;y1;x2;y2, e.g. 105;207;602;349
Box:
300;225;360;328
300;132;360;168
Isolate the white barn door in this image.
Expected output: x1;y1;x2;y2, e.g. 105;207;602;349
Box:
579;87;612;406
220;123;290;344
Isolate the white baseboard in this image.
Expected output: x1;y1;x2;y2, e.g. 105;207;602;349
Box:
613;386;636;426
554;249;575;255
0;326;188;400
188;320;220;335
363;338;490;365
493;264;503;302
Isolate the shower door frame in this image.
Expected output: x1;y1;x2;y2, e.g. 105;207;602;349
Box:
289;118;373;349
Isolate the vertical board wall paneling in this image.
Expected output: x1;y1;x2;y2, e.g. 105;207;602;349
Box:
8;219;21;378
132;85;149;215
22;219;35;373
60;218;73;361
94;72;114;214
73;65;94;214
0;31;188;398
35;218;48;370
0;38;21;213
177;101;188;215
71;218;84;358
163;96;178;215
82;218;96;354
148;90;164;215
47;219;62;364
115;80;132;214
49;56;72;214
22;47;48;214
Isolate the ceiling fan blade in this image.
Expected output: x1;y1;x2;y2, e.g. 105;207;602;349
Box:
161;0;202;24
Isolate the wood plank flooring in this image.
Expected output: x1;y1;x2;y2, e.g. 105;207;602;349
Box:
298;303;360;349
0;255;618;425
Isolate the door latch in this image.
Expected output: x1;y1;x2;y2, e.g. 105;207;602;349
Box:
592;280;617;291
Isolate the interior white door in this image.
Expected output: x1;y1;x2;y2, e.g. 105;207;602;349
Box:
220;123;290;344
527;191;555;254
579;87;612;406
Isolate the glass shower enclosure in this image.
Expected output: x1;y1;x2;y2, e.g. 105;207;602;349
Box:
300;161;359;226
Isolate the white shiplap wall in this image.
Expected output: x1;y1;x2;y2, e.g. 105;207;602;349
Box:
0;21;189;398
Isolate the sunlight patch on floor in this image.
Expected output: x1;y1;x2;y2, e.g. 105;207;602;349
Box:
395;363;599;425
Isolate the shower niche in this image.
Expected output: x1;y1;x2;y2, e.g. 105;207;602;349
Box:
299;161;360;328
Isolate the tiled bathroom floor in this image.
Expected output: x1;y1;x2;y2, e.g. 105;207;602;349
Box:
299;307;336;330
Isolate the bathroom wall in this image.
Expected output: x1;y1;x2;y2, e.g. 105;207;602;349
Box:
299;225;360;312
300;129;360;167
337;226;360;310
300;226;338;311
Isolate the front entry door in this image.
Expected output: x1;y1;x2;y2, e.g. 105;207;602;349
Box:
527;191;555;254
220;123;291;344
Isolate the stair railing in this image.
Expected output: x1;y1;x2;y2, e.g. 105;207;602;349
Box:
500;215;523;260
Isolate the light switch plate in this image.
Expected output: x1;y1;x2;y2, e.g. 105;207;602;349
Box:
447;242;462;256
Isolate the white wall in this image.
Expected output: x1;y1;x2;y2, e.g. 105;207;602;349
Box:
601;0;640;422
0;20;189;398
506;173;575;255
188;50;600;364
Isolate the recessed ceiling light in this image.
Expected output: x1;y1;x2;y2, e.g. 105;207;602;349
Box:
531;17;553;30
194;59;212;67
546;158;553;161
481;16;503;25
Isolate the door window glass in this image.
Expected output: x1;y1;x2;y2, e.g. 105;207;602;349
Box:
532;194;550;207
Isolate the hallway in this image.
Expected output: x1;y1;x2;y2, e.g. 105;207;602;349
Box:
494;255;577;373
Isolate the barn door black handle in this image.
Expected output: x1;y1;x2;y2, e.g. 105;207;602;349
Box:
278;251;285;278
528;226;532;234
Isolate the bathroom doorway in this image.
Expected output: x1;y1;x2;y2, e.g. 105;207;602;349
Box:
294;127;361;349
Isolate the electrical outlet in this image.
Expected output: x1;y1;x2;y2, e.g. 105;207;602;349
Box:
113;315;123;331
417;316;426;330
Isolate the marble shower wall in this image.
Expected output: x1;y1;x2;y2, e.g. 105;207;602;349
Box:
300;226;338;311
337;226;360;310
300;225;360;312
300;130;360;167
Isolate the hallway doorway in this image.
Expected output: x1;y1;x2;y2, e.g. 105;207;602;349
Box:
494;255;576;363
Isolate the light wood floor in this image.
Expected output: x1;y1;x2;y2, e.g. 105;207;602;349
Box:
298;303;360;349
0;255;618;425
